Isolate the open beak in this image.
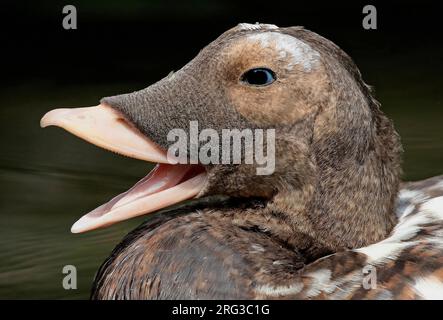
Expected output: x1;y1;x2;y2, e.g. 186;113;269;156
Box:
40;104;207;233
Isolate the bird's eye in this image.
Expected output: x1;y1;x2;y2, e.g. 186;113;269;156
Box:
241;68;276;86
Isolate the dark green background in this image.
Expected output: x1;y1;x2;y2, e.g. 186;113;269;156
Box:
0;0;442;299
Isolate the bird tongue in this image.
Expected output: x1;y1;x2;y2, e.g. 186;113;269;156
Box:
40;104;207;233
99;164;192;215
70;163;206;233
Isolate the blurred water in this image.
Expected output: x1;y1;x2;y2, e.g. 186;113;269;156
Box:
0;68;442;299
0;84;155;299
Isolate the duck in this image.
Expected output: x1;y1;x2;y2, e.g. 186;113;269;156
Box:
40;23;443;299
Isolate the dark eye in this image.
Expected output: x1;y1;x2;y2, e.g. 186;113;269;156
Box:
241;68;276;86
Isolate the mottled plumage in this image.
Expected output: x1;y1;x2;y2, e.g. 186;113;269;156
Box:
91;176;443;299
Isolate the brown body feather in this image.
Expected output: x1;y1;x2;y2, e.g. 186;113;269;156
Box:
92;176;443;299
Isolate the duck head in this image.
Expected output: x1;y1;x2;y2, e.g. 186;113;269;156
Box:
41;23;402;255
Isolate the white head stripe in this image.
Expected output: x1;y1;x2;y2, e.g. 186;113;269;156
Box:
245;32;320;72
237;23;278;31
